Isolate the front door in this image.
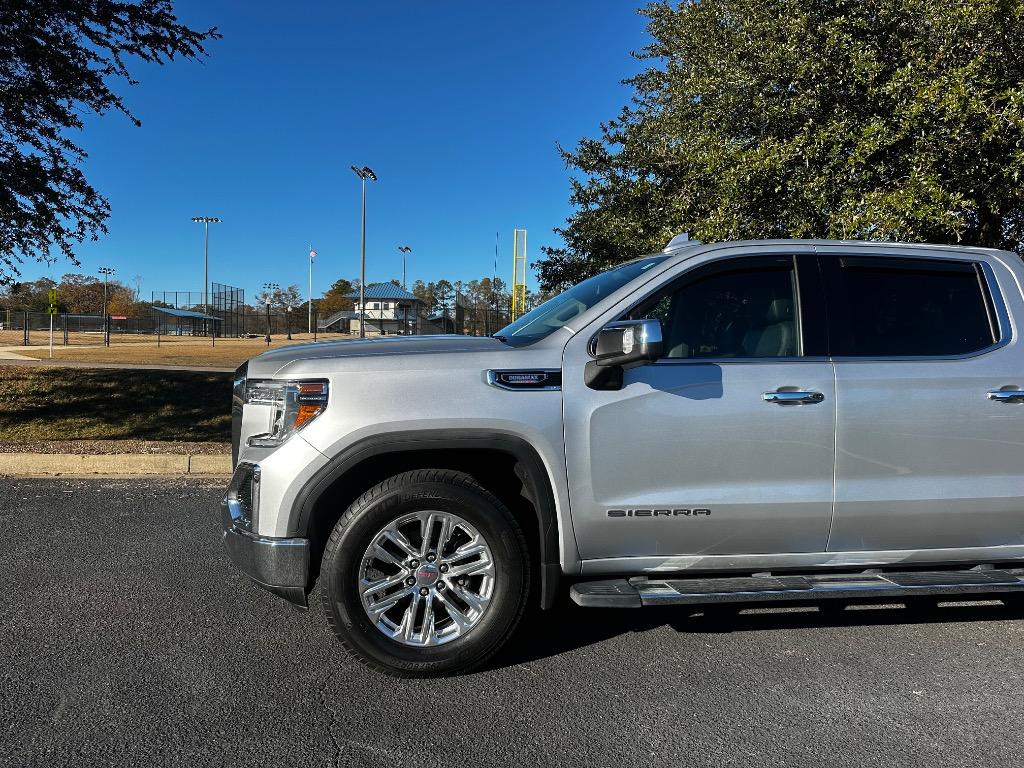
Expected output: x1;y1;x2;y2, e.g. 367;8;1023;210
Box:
563;251;837;562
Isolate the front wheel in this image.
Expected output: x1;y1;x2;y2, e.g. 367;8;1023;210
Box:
320;469;530;677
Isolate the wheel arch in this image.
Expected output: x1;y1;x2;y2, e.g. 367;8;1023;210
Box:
291;430;562;609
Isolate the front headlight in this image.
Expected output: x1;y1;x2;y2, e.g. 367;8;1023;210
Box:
245;379;329;447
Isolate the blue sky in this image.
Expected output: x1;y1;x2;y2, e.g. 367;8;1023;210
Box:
26;1;651;302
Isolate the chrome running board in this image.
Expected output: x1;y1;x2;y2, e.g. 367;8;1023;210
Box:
570;568;1024;608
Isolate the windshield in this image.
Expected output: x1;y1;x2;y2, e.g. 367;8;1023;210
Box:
495;255;667;345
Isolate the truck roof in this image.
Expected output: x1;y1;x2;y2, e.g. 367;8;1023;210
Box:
662;235;1009;257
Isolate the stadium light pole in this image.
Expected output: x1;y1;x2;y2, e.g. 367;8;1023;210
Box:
98;267;114;347
398;245;412;291
98;267;115;315
262;282;279;346
351;165;377;338
308;245;317;336
191;216;221;323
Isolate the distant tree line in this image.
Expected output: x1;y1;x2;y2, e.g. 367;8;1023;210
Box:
1;272;551;335
0;274;140;315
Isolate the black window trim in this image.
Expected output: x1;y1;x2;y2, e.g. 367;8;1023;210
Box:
975;262;1001;345
612;253;829;365
838;255;977;273
819;251;1011;362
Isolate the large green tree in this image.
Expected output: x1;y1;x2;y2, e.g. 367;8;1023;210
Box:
538;0;1024;291
0;1;219;286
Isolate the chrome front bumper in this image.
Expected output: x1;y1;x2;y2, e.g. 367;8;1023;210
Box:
221;462;310;609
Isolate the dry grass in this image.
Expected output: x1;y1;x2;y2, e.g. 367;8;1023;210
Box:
2;332;360;368
0;365;232;442
1;330;112;346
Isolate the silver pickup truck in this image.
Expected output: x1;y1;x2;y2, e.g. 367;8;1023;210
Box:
221;236;1024;676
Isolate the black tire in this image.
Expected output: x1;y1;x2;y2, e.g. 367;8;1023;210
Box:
320;469;530;677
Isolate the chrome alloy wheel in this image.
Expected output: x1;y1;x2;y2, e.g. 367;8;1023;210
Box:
358;511;495;647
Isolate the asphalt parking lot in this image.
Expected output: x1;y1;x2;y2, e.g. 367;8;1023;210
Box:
3;478;1024;767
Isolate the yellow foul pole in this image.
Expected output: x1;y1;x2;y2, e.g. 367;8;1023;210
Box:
511;228;527;320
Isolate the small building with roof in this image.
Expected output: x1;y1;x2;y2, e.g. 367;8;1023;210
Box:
343;284;422;335
153;306;221;336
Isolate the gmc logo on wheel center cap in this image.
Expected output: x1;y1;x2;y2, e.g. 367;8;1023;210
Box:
415;564;439;584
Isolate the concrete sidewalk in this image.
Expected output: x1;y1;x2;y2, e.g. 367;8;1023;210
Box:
0;349;36;361
0;355;234;373
0;452;232;476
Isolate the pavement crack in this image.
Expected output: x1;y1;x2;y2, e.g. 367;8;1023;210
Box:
319;676;343;767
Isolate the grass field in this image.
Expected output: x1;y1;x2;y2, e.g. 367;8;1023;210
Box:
0;365;232;442
0;332;356;368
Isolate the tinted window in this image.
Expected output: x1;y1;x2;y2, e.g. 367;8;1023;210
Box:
632;260;800;359
830;258;997;357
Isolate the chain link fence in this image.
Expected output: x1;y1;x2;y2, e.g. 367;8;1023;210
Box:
0;308;328;347
1;293;518;347
320;292;513;337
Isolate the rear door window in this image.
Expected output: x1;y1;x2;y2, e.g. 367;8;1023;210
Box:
824;256;998;357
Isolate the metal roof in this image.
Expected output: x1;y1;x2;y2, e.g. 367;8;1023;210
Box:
345;284;419;301
153;306;221;321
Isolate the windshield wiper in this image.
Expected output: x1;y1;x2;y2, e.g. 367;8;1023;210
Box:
492;334;508;343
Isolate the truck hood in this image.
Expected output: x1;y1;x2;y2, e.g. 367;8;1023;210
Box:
246;334;508;376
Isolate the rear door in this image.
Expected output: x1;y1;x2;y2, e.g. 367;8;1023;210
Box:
821;247;1024;553
563;249;837;562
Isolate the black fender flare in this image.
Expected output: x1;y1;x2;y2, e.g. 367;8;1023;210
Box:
291;429;562;609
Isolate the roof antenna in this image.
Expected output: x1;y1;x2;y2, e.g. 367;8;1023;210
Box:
663;232;701;252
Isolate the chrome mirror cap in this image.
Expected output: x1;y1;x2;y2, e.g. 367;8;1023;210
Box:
592;319;664;368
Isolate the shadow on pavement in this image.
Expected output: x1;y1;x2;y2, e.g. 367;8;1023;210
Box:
489;596;1023;670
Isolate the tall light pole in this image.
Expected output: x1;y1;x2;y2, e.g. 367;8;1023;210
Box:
398;245;412;290
308;245;317;335
262;282;279;346
191;216;221;325
98;267;115;315
351;165;377;338
98;267;114;347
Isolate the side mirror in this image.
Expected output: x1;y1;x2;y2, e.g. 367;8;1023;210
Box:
586;319;663;390
593;319;664;368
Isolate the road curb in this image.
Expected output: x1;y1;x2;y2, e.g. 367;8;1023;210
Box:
0;453;232;476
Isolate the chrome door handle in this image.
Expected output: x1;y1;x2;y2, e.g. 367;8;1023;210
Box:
988;389;1024;402
762;390;825;405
